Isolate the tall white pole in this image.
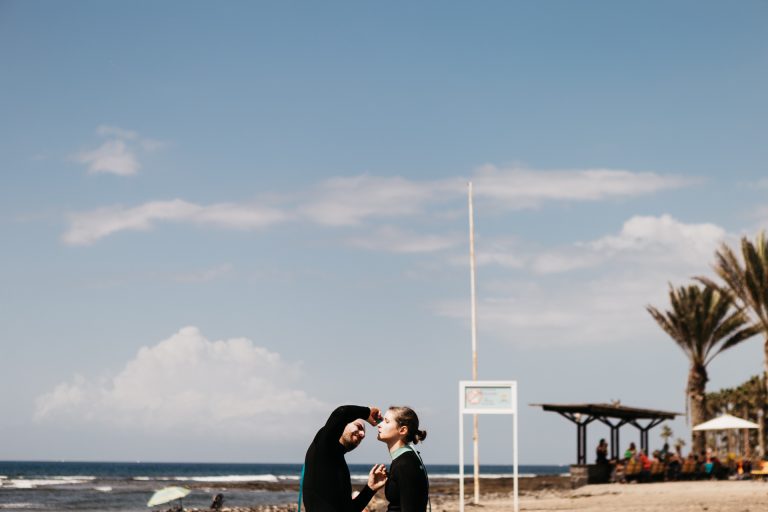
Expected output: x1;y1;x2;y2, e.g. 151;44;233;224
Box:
468;182;480;505
459;384;465;512
513;406;519;512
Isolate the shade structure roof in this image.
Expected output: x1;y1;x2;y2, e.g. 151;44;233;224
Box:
692;414;759;431
532;402;681;465
532;402;680;421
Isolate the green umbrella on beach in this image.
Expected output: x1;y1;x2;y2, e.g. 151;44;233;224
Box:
147;486;191;508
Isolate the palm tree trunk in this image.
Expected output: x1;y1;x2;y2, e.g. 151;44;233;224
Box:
744;406;751;458
760;409;766;458
763;342;768;456
689;364;708;455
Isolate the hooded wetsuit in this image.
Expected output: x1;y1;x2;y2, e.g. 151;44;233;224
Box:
302;405;375;512
385;448;428;512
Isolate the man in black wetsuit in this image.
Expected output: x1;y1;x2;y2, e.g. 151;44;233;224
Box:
302;405;388;512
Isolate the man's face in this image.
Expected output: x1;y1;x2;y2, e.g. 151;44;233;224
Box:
339;420;366;450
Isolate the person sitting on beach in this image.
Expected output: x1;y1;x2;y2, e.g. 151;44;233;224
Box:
660;442;670;462
666;450;682;480
624;442;637;462
377;406;429;512
703;448;715;476
210;493;224;510
703;448;727;480
637;450;652;482
596;439;609;465
302;405;388;512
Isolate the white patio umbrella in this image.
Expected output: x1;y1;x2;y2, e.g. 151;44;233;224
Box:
692;414;759;431
693;414;759;457
147;486;191;508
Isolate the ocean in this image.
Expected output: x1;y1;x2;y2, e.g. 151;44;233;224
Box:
0;461;568;512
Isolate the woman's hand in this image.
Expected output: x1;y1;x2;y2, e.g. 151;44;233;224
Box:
367;463;388;491
367;407;382;426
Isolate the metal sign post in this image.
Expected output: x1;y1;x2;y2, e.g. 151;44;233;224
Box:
459;380;519;512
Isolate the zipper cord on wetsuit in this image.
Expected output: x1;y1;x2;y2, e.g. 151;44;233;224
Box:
407;445;431;512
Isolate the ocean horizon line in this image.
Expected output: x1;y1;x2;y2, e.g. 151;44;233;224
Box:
0;459;569;467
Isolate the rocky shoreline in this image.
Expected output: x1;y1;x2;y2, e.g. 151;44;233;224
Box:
182;475;570;512
181;480;768;512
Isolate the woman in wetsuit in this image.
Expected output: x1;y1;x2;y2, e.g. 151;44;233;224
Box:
376;406;429;512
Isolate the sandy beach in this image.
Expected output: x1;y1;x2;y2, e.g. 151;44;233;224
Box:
184;478;768;512
452;480;768;512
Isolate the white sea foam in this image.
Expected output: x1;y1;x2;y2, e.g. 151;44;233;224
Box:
430;473;536;479
6;476;95;489
178;475;279;483
132;477;151;481
351;472;554;481
94;486;113;492
0;503;42;509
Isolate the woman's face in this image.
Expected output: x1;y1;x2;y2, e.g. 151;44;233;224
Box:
377;409;406;443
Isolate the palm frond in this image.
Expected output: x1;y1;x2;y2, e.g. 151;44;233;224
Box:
648;282;755;368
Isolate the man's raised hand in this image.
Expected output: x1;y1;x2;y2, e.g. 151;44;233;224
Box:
367;407;382;426
367;464;388;491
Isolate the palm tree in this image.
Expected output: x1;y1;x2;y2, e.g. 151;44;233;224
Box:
660;425;673;452
674;437;686;456
647;283;759;455
698;231;768;453
739;374;767;456
705;374;767;457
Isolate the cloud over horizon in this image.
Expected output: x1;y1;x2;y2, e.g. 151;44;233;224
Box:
436;214;729;347
35;327;326;439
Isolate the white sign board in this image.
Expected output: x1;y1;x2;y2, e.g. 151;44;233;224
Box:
459;380;518;512
462;382;517;413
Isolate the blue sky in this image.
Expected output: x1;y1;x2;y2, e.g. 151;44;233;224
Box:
1;1;767;465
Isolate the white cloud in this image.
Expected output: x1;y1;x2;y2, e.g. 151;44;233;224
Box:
300;174;457;226
96;125;138;140
530;214;726;274
437;272;679;348
73;125;165;176
61;167;697;245
436;214;728;347
62;199;287;245
470;165;695;208
589;214;725;259
74;139;140;176
299;167;693;227
347;226;462;253
35;327;326;438
448;215;723;274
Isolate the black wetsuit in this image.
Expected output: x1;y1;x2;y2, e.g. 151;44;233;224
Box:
385;449;428;512
302;405;375;512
